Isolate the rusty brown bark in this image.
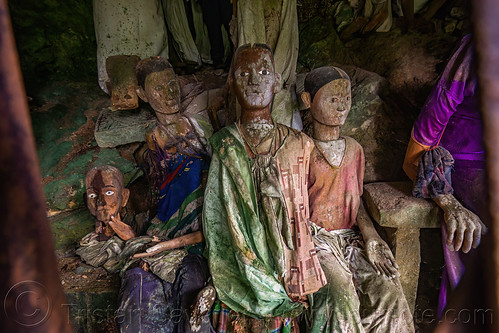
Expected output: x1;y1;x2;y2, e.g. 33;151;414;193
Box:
0;1;73;331
473;1;499;333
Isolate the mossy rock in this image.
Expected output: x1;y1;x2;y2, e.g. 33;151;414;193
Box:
9;0;96;94
31;103;88;178
298;16;353;70
50;208;94;251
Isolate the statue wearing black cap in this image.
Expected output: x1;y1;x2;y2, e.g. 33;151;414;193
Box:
301;66;415;332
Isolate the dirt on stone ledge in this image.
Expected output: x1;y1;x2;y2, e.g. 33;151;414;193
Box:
58;255;120;293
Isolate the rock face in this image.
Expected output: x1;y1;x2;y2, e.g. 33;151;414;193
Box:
50;208;95;251
32;82;137;211
9;1;96;93
344;32;458;113
299;65;414;182
342;65;412;182
298;16;354;70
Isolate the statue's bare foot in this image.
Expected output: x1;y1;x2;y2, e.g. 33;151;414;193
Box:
189;285;216;332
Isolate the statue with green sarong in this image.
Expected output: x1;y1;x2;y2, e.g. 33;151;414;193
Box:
203;44;326;332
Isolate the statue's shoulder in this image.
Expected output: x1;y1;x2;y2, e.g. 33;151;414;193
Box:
342;136;364;157
209;124;244;155
276;123;311;140
275;123;314;152
343;135;359;145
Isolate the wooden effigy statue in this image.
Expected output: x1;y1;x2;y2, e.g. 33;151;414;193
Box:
301;66;414;332
203;44;326;332
115;56;214;333
403;34;488;329
76;165;136;270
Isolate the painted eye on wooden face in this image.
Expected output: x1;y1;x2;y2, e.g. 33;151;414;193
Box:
105;190;114;196
88;193;97;199
310;79;352;126
144;69;180;115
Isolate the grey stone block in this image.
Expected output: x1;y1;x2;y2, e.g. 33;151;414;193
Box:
94;108;156;148
363;181;442;228
363;181;443;314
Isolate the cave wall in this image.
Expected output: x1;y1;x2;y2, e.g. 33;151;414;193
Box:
9;0;469;99
8;0;96;93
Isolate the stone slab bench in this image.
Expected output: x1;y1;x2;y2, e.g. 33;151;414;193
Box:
363;181;442;313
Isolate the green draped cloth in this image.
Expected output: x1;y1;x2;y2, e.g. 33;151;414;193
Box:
203;124;311;319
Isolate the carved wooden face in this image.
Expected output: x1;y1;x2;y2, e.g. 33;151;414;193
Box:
232;47;276;110
85;169;128;222
310;79;351;126
144;68;181;117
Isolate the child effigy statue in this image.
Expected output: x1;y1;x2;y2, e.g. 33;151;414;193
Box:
301;67;414;332
203;44;326;332
77;160;212;332
76;165;137;270
113;56;215;333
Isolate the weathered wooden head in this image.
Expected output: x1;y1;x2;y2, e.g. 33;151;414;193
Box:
228;44;281;112
302;66;352;128
85;165;129;224
136;56;181;124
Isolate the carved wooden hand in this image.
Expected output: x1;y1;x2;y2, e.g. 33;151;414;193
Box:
365;237;399;279
107;215;136;241
434;194;487;253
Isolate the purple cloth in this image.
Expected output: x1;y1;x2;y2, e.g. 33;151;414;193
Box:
117;254;213;333
412;34;485;162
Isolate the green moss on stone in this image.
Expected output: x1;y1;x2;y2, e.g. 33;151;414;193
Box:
8;0;96;94
298;16;353;69
31;103;87;178
50;208;94;250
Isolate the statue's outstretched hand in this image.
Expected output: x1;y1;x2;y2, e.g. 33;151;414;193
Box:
435;194;487;253
366;237;399;279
